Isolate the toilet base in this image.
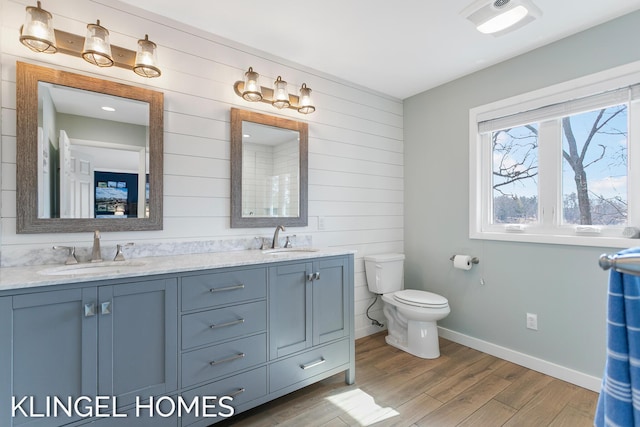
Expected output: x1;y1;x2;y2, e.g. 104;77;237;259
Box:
385;320;441;359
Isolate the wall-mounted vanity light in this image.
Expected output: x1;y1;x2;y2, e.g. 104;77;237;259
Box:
81;20;113;67
19;1;161;78
19;1;56;53
234;67;315;114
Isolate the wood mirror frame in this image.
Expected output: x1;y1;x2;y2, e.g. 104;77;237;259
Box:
16;62;164;233
230;108;308;228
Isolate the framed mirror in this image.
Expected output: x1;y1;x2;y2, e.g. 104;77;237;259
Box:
230;108;308;228
16;62;163;233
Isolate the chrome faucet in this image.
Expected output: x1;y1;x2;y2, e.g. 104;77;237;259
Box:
91;230;102;262
114;243;134;261
272;225;286;249
53;246;78;265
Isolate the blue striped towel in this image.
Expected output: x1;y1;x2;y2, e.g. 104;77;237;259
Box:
596;247;640;427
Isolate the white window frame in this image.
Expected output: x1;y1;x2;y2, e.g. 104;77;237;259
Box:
470;61;640;248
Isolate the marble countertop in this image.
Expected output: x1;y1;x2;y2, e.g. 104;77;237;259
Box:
0;248;355;292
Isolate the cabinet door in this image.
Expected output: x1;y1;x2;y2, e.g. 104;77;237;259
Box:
312;257;350;346
269;261;313;359
5;288;98;427
98;278;177;409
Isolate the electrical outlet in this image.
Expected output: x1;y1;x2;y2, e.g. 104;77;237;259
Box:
526;313;538;330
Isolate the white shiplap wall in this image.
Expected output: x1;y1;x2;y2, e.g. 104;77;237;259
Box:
0;0;403;338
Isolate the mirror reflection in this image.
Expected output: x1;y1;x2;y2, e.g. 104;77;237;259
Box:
230;108;308;228
38;83;150;219
241;121;299;218
16;61;163;233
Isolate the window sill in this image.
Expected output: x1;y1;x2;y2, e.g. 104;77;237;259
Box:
470;230;634;249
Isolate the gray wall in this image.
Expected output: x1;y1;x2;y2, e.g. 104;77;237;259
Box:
404;11;640;378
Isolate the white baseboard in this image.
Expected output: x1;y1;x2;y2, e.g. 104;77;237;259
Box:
355;324;386;340
438;327;602;392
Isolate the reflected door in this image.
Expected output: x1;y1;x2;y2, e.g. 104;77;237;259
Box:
60;130;94;218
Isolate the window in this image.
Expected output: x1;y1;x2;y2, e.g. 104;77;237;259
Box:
470;62;640;247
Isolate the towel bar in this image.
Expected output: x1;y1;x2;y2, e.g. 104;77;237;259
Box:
599;253;640;276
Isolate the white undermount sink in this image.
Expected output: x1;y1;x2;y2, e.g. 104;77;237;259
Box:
38;261;146;276
261;248;320;255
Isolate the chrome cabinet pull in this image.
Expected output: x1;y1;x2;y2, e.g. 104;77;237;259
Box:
210;284;245;293
100;301;112;315
227;388;245;398
210;318;245;329
300;357;326;370
313;272;320;280
306;274;315;281
84;303;96;317
209;353;245;366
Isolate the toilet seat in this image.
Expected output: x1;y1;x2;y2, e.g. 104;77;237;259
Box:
393;289;448;309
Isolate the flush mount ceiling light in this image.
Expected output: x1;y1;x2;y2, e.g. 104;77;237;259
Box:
18;1;161;77
461;0;542;36
234;67;316;114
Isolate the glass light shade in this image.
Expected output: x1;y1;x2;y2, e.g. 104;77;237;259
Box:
82;20;114;67
477;5;528;34
272;76;290;109
19;1;57;54
133;35;161;78
242;67;262;102
297;83;315;114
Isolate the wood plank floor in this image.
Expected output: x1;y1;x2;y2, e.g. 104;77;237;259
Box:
216;332;599;426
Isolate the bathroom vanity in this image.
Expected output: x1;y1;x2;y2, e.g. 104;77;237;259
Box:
0;249;354;427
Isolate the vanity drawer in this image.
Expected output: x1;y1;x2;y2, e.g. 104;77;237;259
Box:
182;301;267;350
269;339;349;392
180;366;267;427
182;333;267;388
181;267;266;311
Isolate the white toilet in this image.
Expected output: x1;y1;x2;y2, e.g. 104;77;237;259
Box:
364;253;450;359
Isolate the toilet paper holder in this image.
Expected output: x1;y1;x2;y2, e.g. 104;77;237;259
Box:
449;255;480;264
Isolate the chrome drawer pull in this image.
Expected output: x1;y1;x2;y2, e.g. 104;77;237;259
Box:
300;358;326;370
210;284;245;293
209;353;245;366
210;318;245;329
227;388;245;398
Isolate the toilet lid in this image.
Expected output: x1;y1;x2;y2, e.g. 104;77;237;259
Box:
394;289;449;308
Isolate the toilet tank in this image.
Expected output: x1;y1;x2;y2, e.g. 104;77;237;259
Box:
364;253;405;294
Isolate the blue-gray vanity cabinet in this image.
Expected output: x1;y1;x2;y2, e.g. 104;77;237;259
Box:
268;256;354;392
179;266;270;427
0;253;353;427
97;279;178;408
1;288;97;427
268;261;313;358
269;256;351;359
0;278;178;427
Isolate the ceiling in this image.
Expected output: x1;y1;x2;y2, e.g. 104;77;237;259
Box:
118;0;640;100
45;84;148;126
